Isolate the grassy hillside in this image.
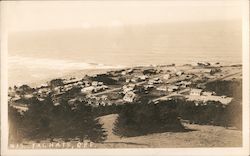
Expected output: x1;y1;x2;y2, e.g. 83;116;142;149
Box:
97;114;242;148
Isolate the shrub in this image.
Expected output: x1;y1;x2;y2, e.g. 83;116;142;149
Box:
113;101;185;137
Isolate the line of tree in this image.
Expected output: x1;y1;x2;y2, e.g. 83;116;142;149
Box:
112;97;242;137
113;101;186;137
8;94;107;144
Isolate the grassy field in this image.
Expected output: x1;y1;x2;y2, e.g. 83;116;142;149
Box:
96;114;242;148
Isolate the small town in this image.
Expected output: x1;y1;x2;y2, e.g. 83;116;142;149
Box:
8;62;242;148
9;62;241;111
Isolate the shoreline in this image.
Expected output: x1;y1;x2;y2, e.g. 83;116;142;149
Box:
8;62;242;88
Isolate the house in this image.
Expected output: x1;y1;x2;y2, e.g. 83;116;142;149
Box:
131;78;139;83
197;62;210;67
68;98;77;106
167;85;179;92
176;81;192;88
83;81;91;87
98;82;104;86
176;71;184;76
123;91;136;102
136;75;149;81
125;79;131;83
144;84;154;90
148;78;162;85
163;74;170;80
11;95;21;101
23;94;34;99
190;89;202;96
121;71;127;75
202;91;214;96
92;81;98;86
203;69;212;74
81;86;95;94
127;69;134;74
123;84;136;94
101;95;108;101
143;68;157;75
196;84;206;89
156;86;167;91
186;95;233;105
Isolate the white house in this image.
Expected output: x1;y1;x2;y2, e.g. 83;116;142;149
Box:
92;81;98;86
176;71;184;76
190;89;202;96
202;91;214;96
163;74;170;80
156;86;167;91
123;91;136;102
81;86;95;94
167;85;179;92
136;75;149;81
122;84;136;94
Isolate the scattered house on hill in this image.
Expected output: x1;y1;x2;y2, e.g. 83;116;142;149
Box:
167;85;179;92
185;75;193;79
11;104;28;113
202;91;215;96
143;68;157;75
163;74;170;80
11;95;21;102
148;78;163;85
54;102;60;106
136;75;149;81
190;89;202;96
50;79;64;88
131;77;139;83
81;86;95;94
186;95;233;105
101;95;108;101
127;69;134;74
38;97;45;101
176;71;184;76
123;91;136;102
123;84;136;94
175;81;192;88
82;81;91;87
121;71;127;75
37;83;49;89
156;86;167;92
196;83;206;89
121;69;134;75
68;98;77;106
203;69;213;74
144;84;154;91
125;79;131;83
95;85;109;92
92;81;98;86
23;94;34;99
98;82;104;86
8;90;16;98
197;62;211;67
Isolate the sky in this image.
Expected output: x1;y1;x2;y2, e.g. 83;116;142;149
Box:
3;0;242;33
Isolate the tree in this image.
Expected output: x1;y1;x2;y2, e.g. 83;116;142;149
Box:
21;96;54;141
50;79;64;88
8;105;24;143
63;101;107;142
113;101;185;137
16;84;34;95
19;95;107;143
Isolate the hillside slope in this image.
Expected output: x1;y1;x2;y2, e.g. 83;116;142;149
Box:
97;114;242;148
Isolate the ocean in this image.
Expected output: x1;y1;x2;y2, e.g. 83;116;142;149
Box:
8;21;242;86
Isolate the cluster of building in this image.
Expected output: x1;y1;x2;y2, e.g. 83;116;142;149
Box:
8;62;235;111
186;88;233;105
